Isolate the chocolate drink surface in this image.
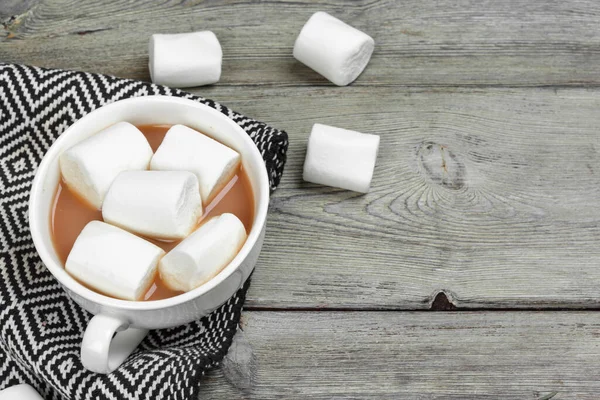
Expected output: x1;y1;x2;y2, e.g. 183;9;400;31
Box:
51;124;254;300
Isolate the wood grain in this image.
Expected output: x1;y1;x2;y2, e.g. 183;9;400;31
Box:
184;86;600;309
0;0;40;20
200;311;600;399
2;0;600;86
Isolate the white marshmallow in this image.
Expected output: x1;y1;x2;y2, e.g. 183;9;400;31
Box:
159;213;247;292
149;31;222;87
303;123;379;193
293;12;374;86
59;122;153;209
102;171;202;240
0;384;43;400
66;221;165;301
150;125;240;205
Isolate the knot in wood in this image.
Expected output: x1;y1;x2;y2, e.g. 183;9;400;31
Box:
430;291;457;311
417;142;465;190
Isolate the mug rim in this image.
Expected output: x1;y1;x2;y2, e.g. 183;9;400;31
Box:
29;96;270;311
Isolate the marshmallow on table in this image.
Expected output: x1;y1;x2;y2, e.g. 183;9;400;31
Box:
66;221;165;301
103;170;202;240
60;122;153;209
0;384;43;400
159;213;247;292
303;123;379;193
150;124;241;205
149;31;222;88
293;12;374;86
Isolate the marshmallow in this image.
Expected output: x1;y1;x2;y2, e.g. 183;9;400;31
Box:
0;384;43;400
293;12;374;86
59;122;153;209
149;31;222;87
159;213;247;292
66;221;165;301
150;125;240;205
102;171;202;240
303;123;379;193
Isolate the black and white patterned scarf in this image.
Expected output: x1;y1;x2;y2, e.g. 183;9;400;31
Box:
0;64;288;399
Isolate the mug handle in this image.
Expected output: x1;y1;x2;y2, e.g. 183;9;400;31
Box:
81;314;148;373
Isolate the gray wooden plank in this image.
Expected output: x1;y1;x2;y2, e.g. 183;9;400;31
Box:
201;311;600;399
2;0;600;86
0;0;40;19
189;86;600;309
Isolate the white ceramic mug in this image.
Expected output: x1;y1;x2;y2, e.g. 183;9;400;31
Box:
29;96;270;374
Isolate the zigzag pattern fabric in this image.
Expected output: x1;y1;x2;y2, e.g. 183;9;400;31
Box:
0;64;288;399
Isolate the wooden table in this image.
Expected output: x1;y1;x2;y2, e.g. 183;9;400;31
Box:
3;0;600;398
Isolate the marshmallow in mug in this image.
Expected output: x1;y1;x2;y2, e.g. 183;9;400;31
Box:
159;213;247;292
151;124;241;205
59;122;153;209
149;31;222;87
303;123;380;193
66;221;165;301
293;12;374;86
102;170;203;240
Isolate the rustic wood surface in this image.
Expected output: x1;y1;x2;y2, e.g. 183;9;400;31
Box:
201;311;600;399
2;0;600;87
205;86;600;310
3;0;600;398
